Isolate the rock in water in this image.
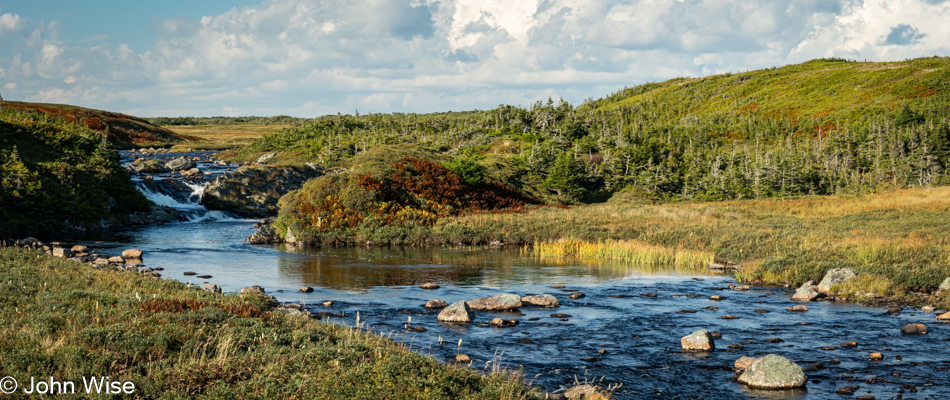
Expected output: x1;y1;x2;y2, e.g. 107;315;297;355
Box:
900;323;928;335
467;293;522;311
791;281;821;301
165;157;197;171
241;285;266;296
121;249;143;259
521;294;560;307
437;301;472;323
936;312;950;321
424;299;448;309
201;165;325;217
247;224;281;244
681;329;715;352
299;286;314;293
737;354;806;389
734;356;756;372
817;268;857;293
131;158;168;173
419;282;440;290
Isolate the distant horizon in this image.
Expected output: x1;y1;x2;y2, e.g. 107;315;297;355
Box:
1;1;948;118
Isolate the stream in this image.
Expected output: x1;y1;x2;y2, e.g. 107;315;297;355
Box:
67;151;950;399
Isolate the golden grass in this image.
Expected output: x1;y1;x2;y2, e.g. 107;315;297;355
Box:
526;238;715;272
167;124;289;150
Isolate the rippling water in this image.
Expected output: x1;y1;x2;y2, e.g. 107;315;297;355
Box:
72;151;950;399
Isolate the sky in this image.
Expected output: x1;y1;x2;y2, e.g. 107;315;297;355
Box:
0;0;948;118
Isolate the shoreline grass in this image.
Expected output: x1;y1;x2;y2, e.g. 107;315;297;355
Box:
0;247;541;399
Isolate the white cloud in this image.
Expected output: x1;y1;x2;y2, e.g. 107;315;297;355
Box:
4;83;16;90
0;0;947;116
0;10;25;32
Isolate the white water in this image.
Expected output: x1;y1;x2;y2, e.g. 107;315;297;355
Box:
135;180;234;223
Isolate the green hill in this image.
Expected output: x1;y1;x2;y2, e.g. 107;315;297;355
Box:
4;101;189;148
227;56;950;203
0;108;151;238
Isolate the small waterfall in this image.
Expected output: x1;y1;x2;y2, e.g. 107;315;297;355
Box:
135;180;232;222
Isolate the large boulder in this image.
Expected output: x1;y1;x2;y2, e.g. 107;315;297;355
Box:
737;354;806;389
201;165;325;217
817;268;857;293
437;301;472;323
521;294;560;307
681;329;715;352
131;158;168;173
791;281;821;301
467;293;522;311
121;249;143;259
165;157;197;171
937;312;950;321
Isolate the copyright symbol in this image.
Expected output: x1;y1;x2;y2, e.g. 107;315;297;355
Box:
0;376;17;394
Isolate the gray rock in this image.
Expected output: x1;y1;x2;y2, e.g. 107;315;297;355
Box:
241;285;266;296
201;165;325;217
257;152;277;163
939;277;950;292
131;158;168;173
467;293;522;311
521;294;560;307
202;283;222;294
737;354;806;389
681;329;715;351
437;301;472;323
817;268;857;293
247;224;280;244
900;323;927;335
791;281;821;301
165;157;197;171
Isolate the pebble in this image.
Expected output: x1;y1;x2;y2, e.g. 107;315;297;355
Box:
754;309;769;313
704;306;718;311
419;282;440;290
840;341;858;348
765;338;784;343
869;352;884;361
709;295;725;301
787;305;808;312
568;292;585;299
721;314;739;320
641;292;658;297
550;313;572;318
321;301;333;307
678;309;697;314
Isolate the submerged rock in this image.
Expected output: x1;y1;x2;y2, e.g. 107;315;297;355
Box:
467;293;522;311
817;268;857;293
737;354;806;389
438;301;473;323
791;281;821;301
681;329;715;352
201;165;325;217
521;294;560;307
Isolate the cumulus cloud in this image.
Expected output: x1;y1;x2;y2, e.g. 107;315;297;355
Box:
0;0;948;116
0;10;25;33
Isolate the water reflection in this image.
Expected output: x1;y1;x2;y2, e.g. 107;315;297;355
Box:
275;245;705;290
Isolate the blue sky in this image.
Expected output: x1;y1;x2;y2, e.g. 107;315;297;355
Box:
1;0;948;117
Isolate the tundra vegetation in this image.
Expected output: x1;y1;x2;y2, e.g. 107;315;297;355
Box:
0;247;540;399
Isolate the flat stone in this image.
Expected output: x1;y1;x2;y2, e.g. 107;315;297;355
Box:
521;294;560;307
787;305;808;312
467;293;522;311
681;329;715;352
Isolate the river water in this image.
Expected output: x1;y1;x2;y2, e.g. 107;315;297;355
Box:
70;151;950;399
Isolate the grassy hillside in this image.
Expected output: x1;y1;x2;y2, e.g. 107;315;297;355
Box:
0;246;539;399
4;101;188;148
224;57;950;203
0;109;151;238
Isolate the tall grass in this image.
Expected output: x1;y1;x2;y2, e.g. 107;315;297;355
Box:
526;238;714;272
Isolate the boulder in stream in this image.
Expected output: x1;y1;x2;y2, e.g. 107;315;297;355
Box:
737;354;806;389
791;281;821;301
936;312;950;321
425;299;448;309
681;329;715;352
247;224;281;244
437;301;473;323
467;293;522;311
900;323;927;335
165;157;197;171
121;249;143;259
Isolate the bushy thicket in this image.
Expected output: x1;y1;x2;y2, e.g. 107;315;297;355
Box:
0;111;150;238
274;144;542;244
230;57;950;202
